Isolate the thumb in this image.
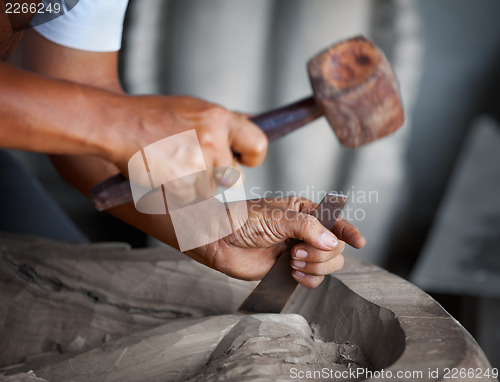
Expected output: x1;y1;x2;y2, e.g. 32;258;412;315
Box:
277;210;339;251
229;114;268;167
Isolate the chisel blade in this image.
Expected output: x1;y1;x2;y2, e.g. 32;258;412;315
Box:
237;192;348;314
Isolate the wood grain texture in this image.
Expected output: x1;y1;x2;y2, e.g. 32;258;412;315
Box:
0;233;256;368
0;233;496;382
3;314;369;382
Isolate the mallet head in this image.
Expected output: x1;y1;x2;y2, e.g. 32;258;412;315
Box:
308;35;404;148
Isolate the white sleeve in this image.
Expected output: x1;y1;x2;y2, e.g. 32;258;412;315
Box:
33;0;129;52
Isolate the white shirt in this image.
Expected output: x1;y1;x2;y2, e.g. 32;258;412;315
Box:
34;0;129;52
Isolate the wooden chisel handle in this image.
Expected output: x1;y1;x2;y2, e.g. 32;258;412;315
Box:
89;96;323;211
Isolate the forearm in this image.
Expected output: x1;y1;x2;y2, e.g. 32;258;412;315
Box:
19;31;180;247
50;154;180;249
21;31;268;255
0;61;125;160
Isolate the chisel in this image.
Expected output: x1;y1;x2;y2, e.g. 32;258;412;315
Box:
237;192;348;314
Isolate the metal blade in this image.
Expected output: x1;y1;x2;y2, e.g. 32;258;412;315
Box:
237;193;348;314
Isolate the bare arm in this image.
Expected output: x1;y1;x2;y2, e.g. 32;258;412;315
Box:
21;30;365;288
21;29;261;251
0;57;124;159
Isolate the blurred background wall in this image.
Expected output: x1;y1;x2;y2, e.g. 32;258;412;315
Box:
121;0;422;267
6;0;500;368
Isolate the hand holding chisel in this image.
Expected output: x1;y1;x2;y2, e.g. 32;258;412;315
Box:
238;193;348;314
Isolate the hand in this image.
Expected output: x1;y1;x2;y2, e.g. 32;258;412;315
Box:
185;196;366;289
22;31;267;184
106;95;267;193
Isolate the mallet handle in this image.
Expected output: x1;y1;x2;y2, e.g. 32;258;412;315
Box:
250;96;321;141
90;96;322;210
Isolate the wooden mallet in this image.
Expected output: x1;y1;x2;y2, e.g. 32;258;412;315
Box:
90;35;404;210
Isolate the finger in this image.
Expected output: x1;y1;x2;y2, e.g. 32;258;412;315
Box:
229;114;268;167
166;176;197;203
209;146;234;171
291;272;325;289
291;241;345;263
195;171;214;199
290;254;345;276
332;217;366;248
212;160;245;188
262;198;365;248
196;126;235;175
278;212;339;251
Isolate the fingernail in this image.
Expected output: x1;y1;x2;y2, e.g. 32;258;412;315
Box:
294;249;308;259
293;270;305;278
292;260;306;269
321;232;338;249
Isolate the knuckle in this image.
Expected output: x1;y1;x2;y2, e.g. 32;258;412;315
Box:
251;133;268;157
286;196;311;213
196;129;216;150
339;241;346;253
326;255;344;274
335;254;345;271
286;196;301;211
304;246;336;262
203;104;227;121
306;262;321;275
307;254;345;275
316;250;333;263
298;214;317;234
